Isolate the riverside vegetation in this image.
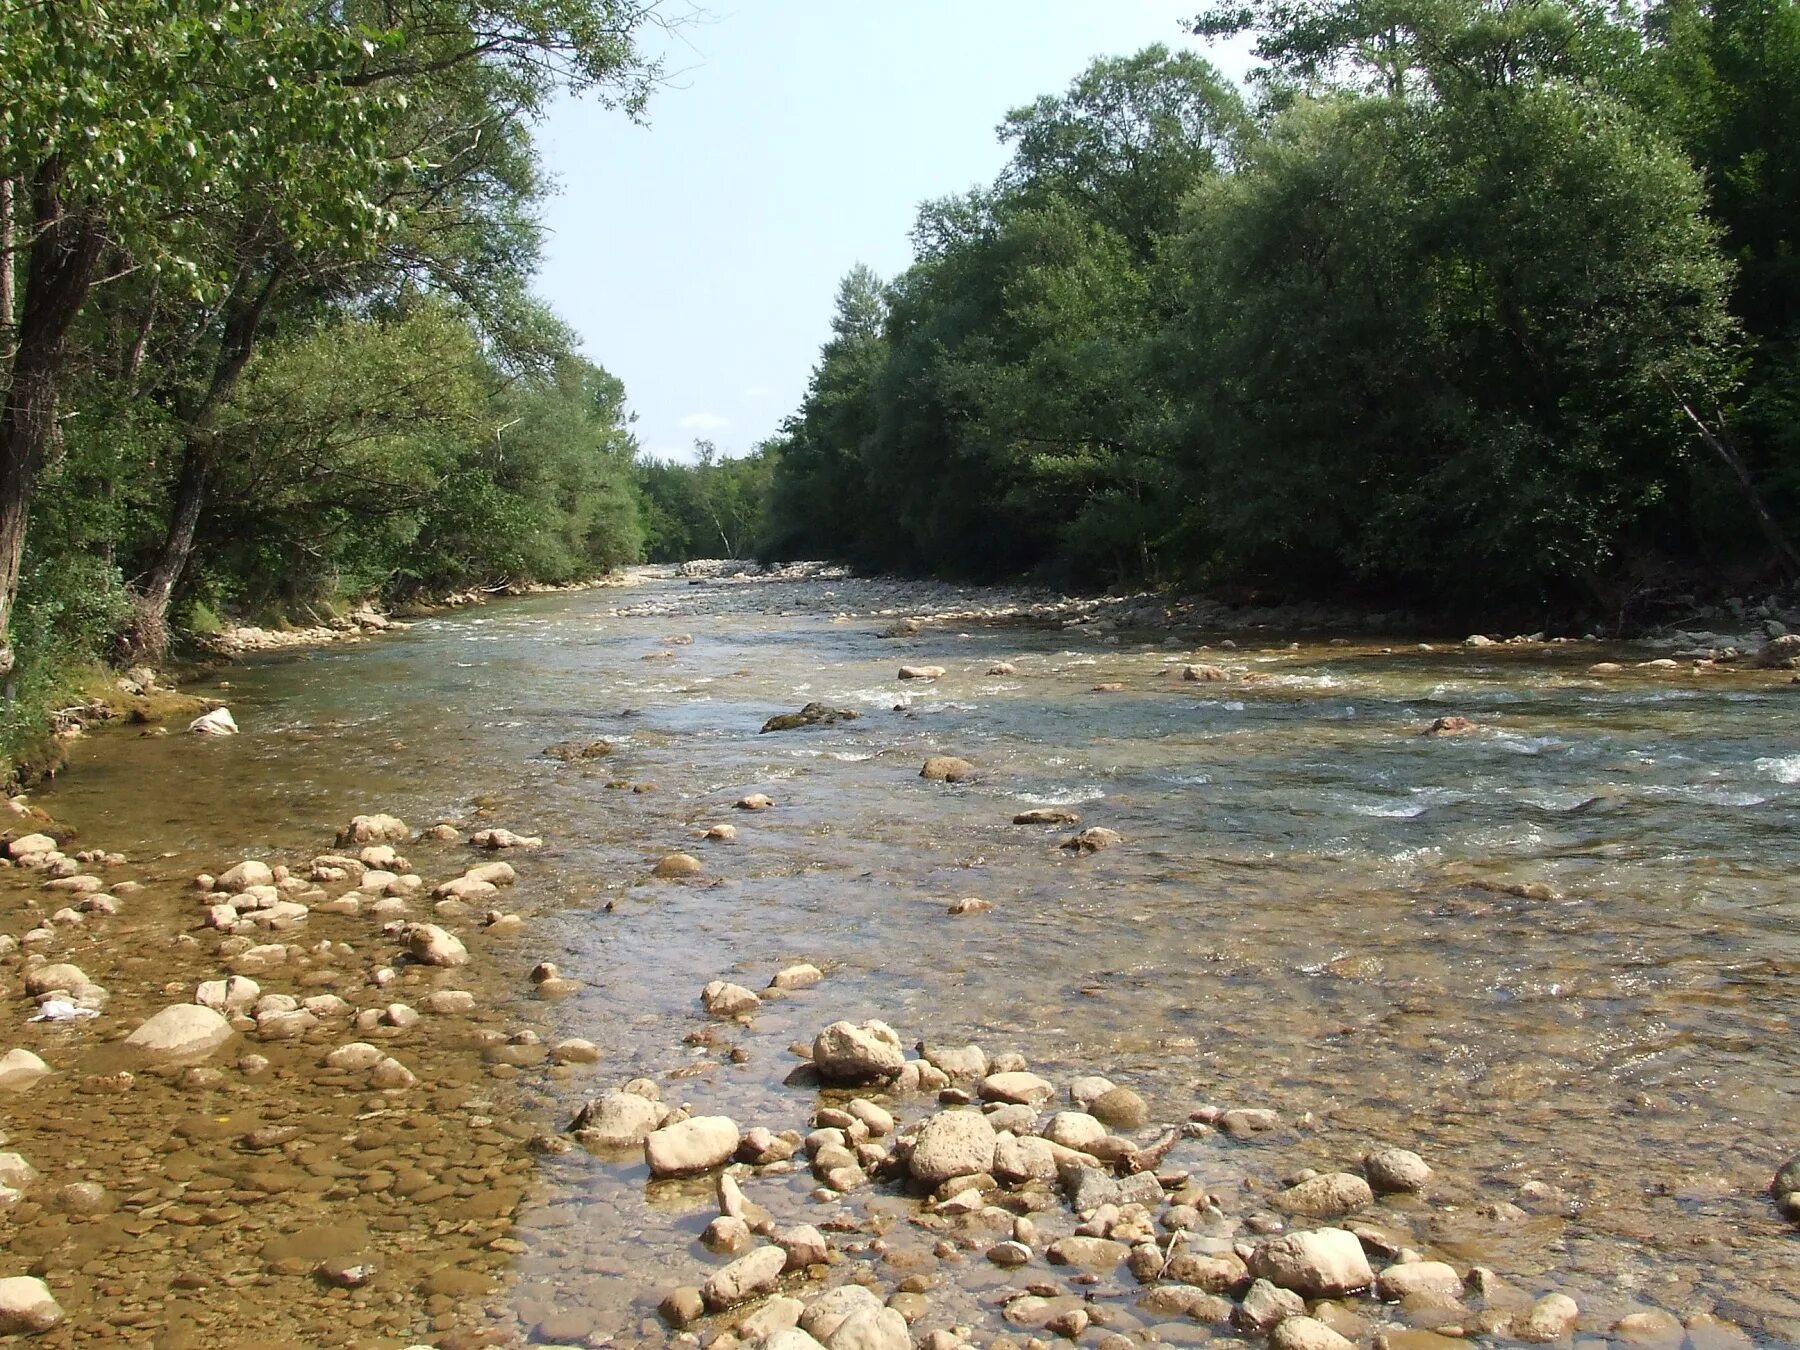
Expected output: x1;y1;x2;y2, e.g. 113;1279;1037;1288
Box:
1;569;1797;1347
6;0;1800;775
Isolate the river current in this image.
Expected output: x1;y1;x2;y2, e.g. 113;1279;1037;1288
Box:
22;569;1800;1347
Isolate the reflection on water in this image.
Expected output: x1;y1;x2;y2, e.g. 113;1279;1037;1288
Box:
38;575;1800;1345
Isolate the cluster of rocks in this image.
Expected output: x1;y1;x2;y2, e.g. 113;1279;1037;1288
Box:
208;604;408;655
540;1003;1757;1350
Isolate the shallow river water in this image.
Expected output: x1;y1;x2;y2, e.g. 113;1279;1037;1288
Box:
11;571;1799;1349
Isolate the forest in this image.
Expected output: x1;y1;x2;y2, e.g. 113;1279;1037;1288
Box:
762;0;1800;616
3;0;1797;776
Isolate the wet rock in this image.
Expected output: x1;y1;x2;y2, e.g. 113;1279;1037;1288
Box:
370;1057;416;1089
761;702;861;733
740;1295;807;1340
736;793;777;811
123;1004;234;1061
337;814;410;846
704;1216;754;1254
812;1020;906;1084
703;822;739;841
1183;664;1231;681
920;756;975;782
899;666;946;681
946;897;991;915
1273;1316;1358;1350
422;989;476;1014
1044;1111;1107;1151
987;662;1017;675
432;875;498;902
654;852;704;878
704;981;762;1016
1518;1293;1580;1343
1365;1147;1432;1193
800;1286;886;1341
551;1038;600;1064
921;1042;988;1080
1755;633;1800;668
0;1049;50;1091
1772;1154;1800;1218
1163;1250;1247;1294
1613;1311;1685;1344
1377;1262;1463;1302
1237;1278;1307;1332
324;1043;386;1070
989;1240;1032;1267
571;1093;664;1147
1061;827;1122;853
1421;716;1477;737
211;979;268;1017
1219;1107;1282;1138
0;1276;63;1334
770;963;823;991
774;1223;829;1271
544;738;615;760
1276;1172;1373;1218
1014;807;1081;825
469;827;542;849
217;860;274;890
6;834;57;859
825;1305;911;1350
0;1154;36;1189
980;1071;1055;1106
189;707;239;735
660;1287;706;1328
702;1244;787;1310
406;923;468;967
909;1109;998;1184
646;1115;741;1177
1249;1227;1374;1297
1090;1085;1149;1129
1047;1236;1129;1269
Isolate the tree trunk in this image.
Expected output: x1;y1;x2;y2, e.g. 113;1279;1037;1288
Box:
0;166;103;681
121;267;282;661
1678;398;1800;580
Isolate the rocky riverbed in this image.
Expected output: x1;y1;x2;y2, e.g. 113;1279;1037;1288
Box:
3;570;1797;1348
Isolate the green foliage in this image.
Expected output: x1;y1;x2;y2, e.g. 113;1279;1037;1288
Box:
767;20;1789;612
638;443;775;563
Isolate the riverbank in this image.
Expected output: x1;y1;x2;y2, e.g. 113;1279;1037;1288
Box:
5;572;1796;1346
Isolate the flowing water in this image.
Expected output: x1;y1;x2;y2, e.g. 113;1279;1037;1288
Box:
12;570;1800;1348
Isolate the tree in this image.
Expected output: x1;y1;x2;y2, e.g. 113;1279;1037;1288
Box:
0;0;407;676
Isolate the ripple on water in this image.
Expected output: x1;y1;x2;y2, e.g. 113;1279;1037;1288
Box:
1753;753;1800;784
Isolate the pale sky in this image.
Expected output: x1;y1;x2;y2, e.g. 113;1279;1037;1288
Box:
532;2;1252;463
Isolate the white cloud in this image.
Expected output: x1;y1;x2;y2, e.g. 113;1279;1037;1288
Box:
678;412;730;432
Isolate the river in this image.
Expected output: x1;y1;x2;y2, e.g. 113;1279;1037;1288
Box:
8;568;1797;1348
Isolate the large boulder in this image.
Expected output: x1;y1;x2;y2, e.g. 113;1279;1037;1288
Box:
1364;1147;1432;1194
920;756;975;782
645;1116;740;1178
1249;1228;1374;1298
824;1305;910;1350
908;1110;998;1184
216;860;273;891
570;1093;664;1148
812;1021;905;1084
123;1004;234;1062
0;1277;63;1334
406;923;468;967
1275;1172;1373;1218
188;707;238;735
337;814;410;846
